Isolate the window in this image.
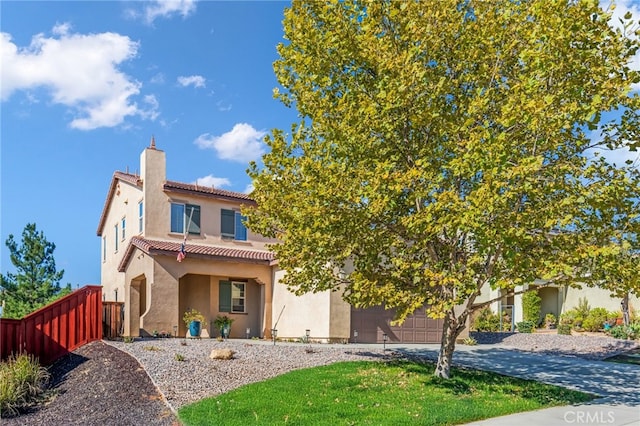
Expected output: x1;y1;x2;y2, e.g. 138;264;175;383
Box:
138;201;143;233
171;203;200;234
219;281;246;313
221;209;247;241
121;218;126;240
114;224;118;252
102;236;106;262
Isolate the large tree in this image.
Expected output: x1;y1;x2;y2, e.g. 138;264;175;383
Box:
0;223;71;318
247;0;640;378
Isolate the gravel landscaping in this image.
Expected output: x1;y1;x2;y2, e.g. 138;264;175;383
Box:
105;338;386;410
470;331;640;360
2;332;637;425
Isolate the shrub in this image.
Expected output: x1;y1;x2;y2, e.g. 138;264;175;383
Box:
472;307;501;332
522;290;542;326
582;307;609;332
461;337;478;346
0;354;50;416
516;321;535;333
544;313;557;328
557;323;572;335
560;309;584;330
575;297;591;319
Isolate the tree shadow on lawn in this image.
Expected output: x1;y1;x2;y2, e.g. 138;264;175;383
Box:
397;346;640;406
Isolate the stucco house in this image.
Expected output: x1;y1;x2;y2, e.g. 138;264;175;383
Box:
98;139;448;342
477;281;638;330
99;139;632;342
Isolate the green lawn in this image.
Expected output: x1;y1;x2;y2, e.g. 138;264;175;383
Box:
178;360;594;425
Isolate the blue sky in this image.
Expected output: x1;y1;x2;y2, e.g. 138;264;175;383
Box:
1;0;298;287
1;0;639;289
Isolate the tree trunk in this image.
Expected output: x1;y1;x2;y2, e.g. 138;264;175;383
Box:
434;311;465;379
621;293;630;327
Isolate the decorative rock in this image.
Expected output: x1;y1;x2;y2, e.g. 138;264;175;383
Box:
210;348;235;360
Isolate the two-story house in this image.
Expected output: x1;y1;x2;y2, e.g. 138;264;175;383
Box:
97;139;457;342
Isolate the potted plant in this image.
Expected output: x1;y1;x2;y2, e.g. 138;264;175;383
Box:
214;315;235;339
544;313;557;329
183;308;206;338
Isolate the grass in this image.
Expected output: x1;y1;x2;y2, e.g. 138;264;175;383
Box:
178;360;594;425
0;353;50;416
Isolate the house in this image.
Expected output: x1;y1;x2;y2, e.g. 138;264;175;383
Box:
98;139;447;342
477;281;639;329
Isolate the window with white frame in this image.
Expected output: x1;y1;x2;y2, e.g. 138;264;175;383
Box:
171;203;200;235
121;217;126;240
219;280;246;313
114;224;118;252
102;236;106;262
138;201;143;233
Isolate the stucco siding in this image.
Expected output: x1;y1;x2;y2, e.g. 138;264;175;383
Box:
562;286;639;315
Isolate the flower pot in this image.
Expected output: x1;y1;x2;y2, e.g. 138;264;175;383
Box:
220;324;231;339
189;320;202;338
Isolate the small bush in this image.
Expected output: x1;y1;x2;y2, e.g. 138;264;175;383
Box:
544;313;557;328
516;321;535;333
557;323;572;335
175;353;185;362
582;307;609;332
522;291;542;326
461;337;478;346
472;307;501;332
609;325;639;340
575;297;591;319
123;336;135;343
0;354;50;416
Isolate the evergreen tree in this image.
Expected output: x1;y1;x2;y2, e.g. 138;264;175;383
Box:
0;223;71;318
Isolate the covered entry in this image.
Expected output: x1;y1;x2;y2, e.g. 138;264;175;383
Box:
350;305;443;343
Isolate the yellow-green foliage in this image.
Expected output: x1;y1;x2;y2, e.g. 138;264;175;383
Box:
0;354;50;416
247;0;640;378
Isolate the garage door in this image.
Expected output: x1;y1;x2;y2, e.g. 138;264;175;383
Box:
350;305;443;343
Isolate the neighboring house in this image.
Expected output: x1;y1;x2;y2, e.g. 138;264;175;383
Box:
98;140;447;342
476;281;639;328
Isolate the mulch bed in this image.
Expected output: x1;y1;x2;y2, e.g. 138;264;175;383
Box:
1;341;179;425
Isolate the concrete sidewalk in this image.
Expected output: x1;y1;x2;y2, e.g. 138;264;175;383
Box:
392;344;640;426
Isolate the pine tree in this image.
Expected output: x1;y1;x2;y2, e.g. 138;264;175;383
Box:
0;223;71;318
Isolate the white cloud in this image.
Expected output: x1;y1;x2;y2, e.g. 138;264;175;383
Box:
194;123;266;163
216;100;232;111
244;183;255;194
195;175;231;188
150;72;165;85
1;25;156;130
177;75;205;88
143;0;197;25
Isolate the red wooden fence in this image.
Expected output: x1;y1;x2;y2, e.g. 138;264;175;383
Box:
0;285;102;365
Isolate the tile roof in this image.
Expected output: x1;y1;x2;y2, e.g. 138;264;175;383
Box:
97;172;255;236
96;172;143;236
164;180;255;204
118;237;275;271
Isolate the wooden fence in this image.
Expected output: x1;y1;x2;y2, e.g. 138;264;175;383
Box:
102;301;124;339
0;285;102;365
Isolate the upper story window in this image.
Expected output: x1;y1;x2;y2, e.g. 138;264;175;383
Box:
102;236;106;262
171;203;201;235
138;201;143;233
121;218;126;240
221;209;247;241
114;224;118;252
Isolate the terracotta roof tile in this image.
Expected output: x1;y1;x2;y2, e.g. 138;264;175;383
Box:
164;180;255;203
118;237;275;271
